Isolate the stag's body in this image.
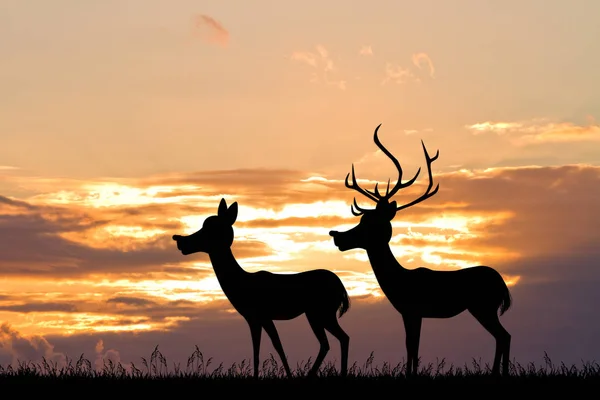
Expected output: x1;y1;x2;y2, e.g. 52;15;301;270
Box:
330;124;512;377
366;251;511;319
173;199;350;379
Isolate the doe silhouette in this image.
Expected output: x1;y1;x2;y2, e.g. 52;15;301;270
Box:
173;198;350;378
329;124;512;377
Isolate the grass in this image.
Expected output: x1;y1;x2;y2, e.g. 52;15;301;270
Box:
1;345;598;392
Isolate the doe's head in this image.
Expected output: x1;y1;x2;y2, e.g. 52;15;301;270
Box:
172;198;238;255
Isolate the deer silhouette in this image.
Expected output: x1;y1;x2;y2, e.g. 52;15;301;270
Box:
329;124;512;377
173;198;350;378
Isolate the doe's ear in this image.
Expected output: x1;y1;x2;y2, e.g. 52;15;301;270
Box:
225;202;238;225
218;198;228;216
388;201;398;221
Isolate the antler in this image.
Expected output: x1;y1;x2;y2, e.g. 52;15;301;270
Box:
345;164;379;216
344;124;404;214
344;124;440;215
394;139;440;212
364;124;423;202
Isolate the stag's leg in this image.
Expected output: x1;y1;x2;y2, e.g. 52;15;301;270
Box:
322;313;350;377
402;315;422;377
503;332;511;376
261;319;293;378
469;309;511;377
305;312;330;378
247;319;262;379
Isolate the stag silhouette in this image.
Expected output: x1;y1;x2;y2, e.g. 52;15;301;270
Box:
329;124;512;377
173;198;350;378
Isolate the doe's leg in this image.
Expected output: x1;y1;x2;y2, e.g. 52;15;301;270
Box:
262;319;293;378
306;312;331;378
247;320;262;379
322;314;350;377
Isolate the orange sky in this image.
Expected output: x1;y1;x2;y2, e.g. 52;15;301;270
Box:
1;1;600;370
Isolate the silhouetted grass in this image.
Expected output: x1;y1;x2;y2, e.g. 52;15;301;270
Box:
1;345;598;392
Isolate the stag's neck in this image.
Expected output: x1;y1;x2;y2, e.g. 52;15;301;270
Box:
208;248;248;284
366;244;408;274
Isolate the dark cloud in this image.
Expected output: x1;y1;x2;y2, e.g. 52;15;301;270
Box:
105;299;217;323
89;318;151;327
0;211;273;278
434;166;600;260
0;302;77;313
106;297;157;307
0;216;178;276
0;195;37;211
500;246;600;283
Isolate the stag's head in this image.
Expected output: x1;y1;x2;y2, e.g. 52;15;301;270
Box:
329;124;439;252
173;198;238;255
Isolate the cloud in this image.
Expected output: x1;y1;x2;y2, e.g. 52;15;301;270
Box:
0;201;273;278
465;118;600;145
404;128;433;136
94;339;121;371
359;45;373;56
412;52;435;78
467;121;525;134
4;165;600;278
429;165;600;263
2;163;600;360
315;45;333;71
2;165;600;369
290;51;317;67
0;323;65;367
192;14;229;47
381;63;418;85
290;45;346;90
382;53;436;85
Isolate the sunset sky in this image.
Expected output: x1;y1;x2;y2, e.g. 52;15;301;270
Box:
1;0;600;371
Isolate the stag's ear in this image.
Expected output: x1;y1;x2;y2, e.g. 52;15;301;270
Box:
387;201;398;220
218;198;228;217
225;202;238;225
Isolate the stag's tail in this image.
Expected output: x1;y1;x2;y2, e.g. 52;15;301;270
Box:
338;283;351;319
498;281;512;316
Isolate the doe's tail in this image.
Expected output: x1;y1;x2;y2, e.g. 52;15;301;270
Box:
338;284;351;318
499;281;512;316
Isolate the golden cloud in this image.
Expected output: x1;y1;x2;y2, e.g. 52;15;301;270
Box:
465;118;600;145
1;164;599;337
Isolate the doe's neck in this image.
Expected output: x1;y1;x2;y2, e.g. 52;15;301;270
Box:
208;247;247;279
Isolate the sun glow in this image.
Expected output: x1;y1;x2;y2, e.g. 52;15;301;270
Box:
0;311;188;337
503;275;521;287
340;271;383;298
236;201;352;221
94;277;225;303
103;225;167;239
